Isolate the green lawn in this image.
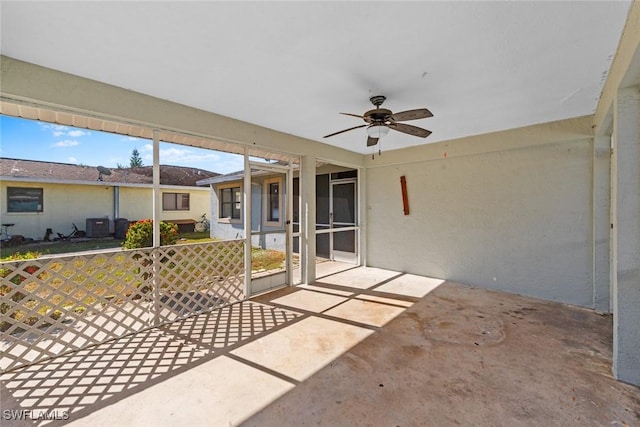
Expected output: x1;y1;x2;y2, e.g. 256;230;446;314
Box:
175;231;214;243
0;231;214;260
251;247;286;271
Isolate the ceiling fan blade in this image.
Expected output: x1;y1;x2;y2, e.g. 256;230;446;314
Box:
391;108;433;122
388;123;432;138
340;112;365;119
323;124;367;138
367;137;379;147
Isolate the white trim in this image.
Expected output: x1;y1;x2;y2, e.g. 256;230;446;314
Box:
358;166;366;266
286;160;295;285
243;150;252;298
315;226;358;235
248;161;291;173
152;131;161;248
217;182;243;223
315;156;362;171
0;94;318;166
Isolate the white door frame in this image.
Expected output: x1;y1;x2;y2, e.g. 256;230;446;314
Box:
329;178;358;263
245;160;295;295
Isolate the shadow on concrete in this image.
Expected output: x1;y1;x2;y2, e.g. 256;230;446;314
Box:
1;266;638;426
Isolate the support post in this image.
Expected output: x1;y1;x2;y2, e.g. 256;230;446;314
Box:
243;149;252;297
301;155;316;284
152;130;161;325
286;159;294;285
358;166;366;266
592;135;611;312
611;87;640;386
152;130;161;247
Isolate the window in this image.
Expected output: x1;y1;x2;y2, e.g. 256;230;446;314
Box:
7;187;43;213
264;177;282;226
220;186;241;220
163;193;190;211
268;182;280;222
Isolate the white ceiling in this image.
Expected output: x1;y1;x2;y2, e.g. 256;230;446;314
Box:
0;1;632;154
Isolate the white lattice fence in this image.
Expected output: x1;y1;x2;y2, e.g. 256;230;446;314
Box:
155;240;245;323
0;240;245;372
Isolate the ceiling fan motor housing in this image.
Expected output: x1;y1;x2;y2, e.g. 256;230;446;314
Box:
322;94;432;143
364;108;393;125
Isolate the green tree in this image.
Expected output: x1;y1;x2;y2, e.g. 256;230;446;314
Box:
129;148;144;168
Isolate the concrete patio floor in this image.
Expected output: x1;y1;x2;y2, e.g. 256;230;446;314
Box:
1;265;638;426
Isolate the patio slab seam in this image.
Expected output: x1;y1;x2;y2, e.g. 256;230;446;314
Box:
311;279;420;304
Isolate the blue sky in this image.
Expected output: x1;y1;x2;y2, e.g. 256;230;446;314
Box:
0;115;244;174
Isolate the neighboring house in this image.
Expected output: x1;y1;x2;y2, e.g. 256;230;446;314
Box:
0;158;219;240
198;164;358;262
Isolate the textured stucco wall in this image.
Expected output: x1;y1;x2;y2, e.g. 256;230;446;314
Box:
366;138;594;307
611;87;640;385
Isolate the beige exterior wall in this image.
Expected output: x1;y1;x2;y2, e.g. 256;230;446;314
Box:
1;180;210;239
365;117;595;307
117;187;210;223
1;181;112;240
117;187;152;222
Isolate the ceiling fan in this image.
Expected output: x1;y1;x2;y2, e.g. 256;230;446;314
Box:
323;95;433;151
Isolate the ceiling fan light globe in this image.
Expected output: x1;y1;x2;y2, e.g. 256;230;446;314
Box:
366;125;389;138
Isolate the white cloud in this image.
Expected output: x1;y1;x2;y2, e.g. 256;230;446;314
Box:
67;130;90;137
113;143;241;174
38;123;90;138
160;147;222;164
39;123;69;136
52;140;79;148
68;156;78;163
162;147;243;174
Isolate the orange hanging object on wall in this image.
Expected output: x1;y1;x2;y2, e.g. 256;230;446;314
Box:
400;175;410;215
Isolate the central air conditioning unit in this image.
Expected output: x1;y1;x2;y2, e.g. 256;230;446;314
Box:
86;218;110;238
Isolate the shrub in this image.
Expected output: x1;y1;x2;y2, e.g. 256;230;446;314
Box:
0;251;42;263
122;219;179;249
0;251;42;284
